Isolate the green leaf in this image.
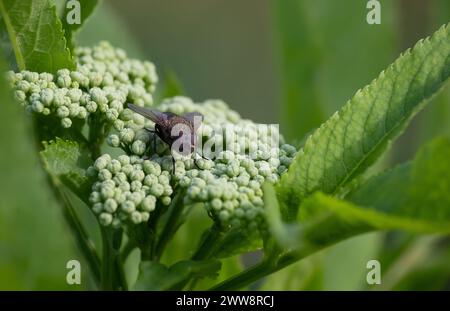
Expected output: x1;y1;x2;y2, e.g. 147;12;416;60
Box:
347;137;450;221
0;0;75;73
40;138;90;198
257;137;450;275
134;259;221;291
272;0;324;140
296;137;450;251
61;0;100;52
277;23;450;220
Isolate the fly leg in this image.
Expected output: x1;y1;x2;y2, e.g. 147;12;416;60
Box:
172;156;176;175
193;151;211;170
144;127;157;152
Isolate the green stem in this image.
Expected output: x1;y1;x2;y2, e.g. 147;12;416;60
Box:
141;201;169;260
153;192;187;261
210;253;300;291
192;224;223;260
88;114;109;159
100;227;127;290
121;240;136;262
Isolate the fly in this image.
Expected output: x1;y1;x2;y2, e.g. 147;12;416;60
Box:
127;103;207;173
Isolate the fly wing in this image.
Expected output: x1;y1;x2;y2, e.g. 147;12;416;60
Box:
182;111;203;131
127;103;175;125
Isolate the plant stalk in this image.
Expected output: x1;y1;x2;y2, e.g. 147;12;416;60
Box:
100;227;128;290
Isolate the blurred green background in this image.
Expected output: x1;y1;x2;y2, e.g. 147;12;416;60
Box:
0;0;449;290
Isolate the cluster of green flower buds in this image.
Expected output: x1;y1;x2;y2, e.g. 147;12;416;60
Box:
102;95;297;232
87;154;173;227
7;41;157;128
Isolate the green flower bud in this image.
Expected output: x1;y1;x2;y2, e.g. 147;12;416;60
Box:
112;218;122;229
130;169;145;182
57;75;72;88
61;117;72;128
141;195;156;212
117;155;130;166
130;180;142;192
113;119;125;131
57;106;70;118
131;211;142;224
150;183;164;197
118;181;131;192
211;198;222;211
89;189;101;201
107;134;121;147
163;185;173;196
32;100;44;113
101;186;115;199
119;128;135;144
187;186;201;199
14;90;26;102
219;210;230;222
158;174;170;185
121;200;136;213
107;159;122;174
128;191;143;205
120;108;134;121
106;108;119;121
143;174;157;187
161;196;171;206
94;155;110;170
86;101;97;113
77;107;88;119
68;88;82;102
121;164;134;176
99;213;113;226
141;212;150;222
92;203;103;214
98;169;112;181
104;198;118;213
131;140;146;155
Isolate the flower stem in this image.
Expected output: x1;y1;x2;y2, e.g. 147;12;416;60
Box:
100;227;127;290
153;191;187;261
210;253;299;291
192;224;223;260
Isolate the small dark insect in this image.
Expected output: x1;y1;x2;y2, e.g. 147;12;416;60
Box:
127;103;206;172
